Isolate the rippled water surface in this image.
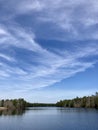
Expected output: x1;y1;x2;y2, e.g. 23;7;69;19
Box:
0;107;98;130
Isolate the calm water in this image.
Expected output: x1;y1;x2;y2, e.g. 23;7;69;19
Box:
0;107;98;130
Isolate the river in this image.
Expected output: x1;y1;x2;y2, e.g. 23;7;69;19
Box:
0;107;98;130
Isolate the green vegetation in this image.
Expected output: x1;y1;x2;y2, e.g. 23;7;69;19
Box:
0;92;98;110
0;98;26;110
26;102;55;107
56;92;98;108
0;99;55;110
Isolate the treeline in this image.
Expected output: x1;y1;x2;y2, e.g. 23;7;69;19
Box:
0;98;55;110
26;102;55;107
56;92;98;108
0;98;26;110
1;92;98;110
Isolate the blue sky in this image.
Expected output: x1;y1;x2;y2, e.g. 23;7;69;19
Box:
0;0;98;103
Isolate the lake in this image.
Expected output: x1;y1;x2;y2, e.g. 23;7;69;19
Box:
0;107;98;130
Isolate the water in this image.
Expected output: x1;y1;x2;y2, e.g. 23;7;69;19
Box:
0;107;98;130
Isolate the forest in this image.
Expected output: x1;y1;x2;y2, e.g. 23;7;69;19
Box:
0;92;98;110
0;98;55;110
0;98;26;110
56;92;98;108
26;102;55;107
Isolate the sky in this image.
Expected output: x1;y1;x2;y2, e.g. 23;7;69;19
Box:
0;0;98;103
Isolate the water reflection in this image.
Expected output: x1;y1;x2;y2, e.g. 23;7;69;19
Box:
57;107;98;113
0;107;98;130
0;107;98;116
0;109;25;116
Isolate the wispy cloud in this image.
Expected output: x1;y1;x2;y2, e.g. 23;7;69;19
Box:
17;0;44;13
0;53;15;62
0;0;98;101
10;0;98;41
1;0;98;40
0;29;98;89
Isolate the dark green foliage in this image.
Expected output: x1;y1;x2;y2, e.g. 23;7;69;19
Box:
0;100;4;107
95;92;98;108
56;92;98;108
26;102;55;107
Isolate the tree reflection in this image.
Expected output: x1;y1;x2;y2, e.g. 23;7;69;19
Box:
0;109;25;116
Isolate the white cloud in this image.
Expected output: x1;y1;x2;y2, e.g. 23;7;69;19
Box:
17;0;45;13
0;22;98;90
0;0;98;93
0;28;8;35
1;0;98;40
0;70;10;78
0;53;15;62
40;0;98;40
0;24;43;52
